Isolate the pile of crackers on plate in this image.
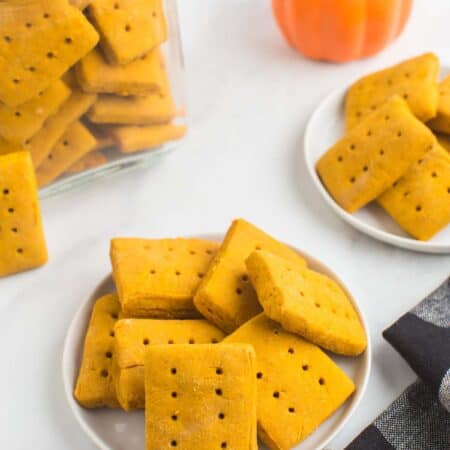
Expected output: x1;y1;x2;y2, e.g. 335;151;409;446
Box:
316;53;450;241
75;219;367;450
0;0;185;188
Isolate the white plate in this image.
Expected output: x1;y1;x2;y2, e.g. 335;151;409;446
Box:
304;69;450;254
62;233;371;450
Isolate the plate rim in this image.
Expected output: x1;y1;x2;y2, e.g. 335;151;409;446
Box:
303;82;450;254
62;232;372;450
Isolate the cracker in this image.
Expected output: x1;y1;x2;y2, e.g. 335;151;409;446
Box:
145;344;257;450
346;53;439;129
26;89;97;167
316;96;436;213
0;152;48;277
0;79;71;144
89;0;167;65
36;121;97;187
428;74;450;134
76;47;166;96
224;314;355;449
66;151;108;174
112;318;225;410
0;138;23;156
87;73;176;125
194;219;307;333
378;144;450;241
110;123;186;153
0;0;98;106
74;294;122;408
246;250;367;356
110;238;219;317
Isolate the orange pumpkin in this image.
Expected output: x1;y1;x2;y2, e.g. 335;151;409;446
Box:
272;0;413;62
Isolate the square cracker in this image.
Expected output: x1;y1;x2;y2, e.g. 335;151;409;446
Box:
110;238;219;318
88;91;177;126
427;74;450;134
26;88;97;167
246;250;367;356
224;314;355;450
36;121;97;187
194;219;307;333
378;144;450;241
0;0;98;106
74;294;122;408
345;53;439;129
0;152;48;277
112;318;225;411
89;0;167;65
0;79;71;144
145;344;257;450
76;47;166;96
316;96;436;213
109;123;186;153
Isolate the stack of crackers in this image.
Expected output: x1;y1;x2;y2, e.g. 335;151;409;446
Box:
0;0;185;188
75;219;367;449
316;53;450;241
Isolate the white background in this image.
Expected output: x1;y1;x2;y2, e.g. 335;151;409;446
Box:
1;0;450;449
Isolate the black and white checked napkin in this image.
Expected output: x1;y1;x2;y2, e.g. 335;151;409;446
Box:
346;277;450;450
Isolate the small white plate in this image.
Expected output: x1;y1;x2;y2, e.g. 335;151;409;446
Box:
62;233;371;450
304;69;450;254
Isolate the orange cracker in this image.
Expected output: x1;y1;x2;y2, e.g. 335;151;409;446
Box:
76;47;166;96
110;238;219;317
89;0;167;65
0;0;98;106
246;250;367;356
26;89;97;167
74;294;122;408
346;53;439;129
0;152;47;277
194;219;307;333
66;151;108;174
378;144;450;241
316;96;436;213
224;314;355;449
0;79;70;144
36;121;97;187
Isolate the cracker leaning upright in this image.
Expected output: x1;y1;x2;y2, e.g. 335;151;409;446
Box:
0;152;47;277
36;121;97;187
145;344;257;450
246;250;367;356
0;0;99;106
0;79;71;144
74;294;121;408
378;144;450;241
89;0;167;65
345;53;439;129
194;219;308;333
110;238;219;317
112;318;225;410
316;96;436;213
224;314;355;450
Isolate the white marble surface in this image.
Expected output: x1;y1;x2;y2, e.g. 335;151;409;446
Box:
1;1;450;449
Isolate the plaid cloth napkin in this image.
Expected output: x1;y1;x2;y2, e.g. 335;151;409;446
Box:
346;277;449;450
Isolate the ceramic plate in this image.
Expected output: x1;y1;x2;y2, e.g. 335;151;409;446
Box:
62;233;371;450
304;68;450;254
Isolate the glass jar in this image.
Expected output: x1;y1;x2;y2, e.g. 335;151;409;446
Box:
0;0;186;198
